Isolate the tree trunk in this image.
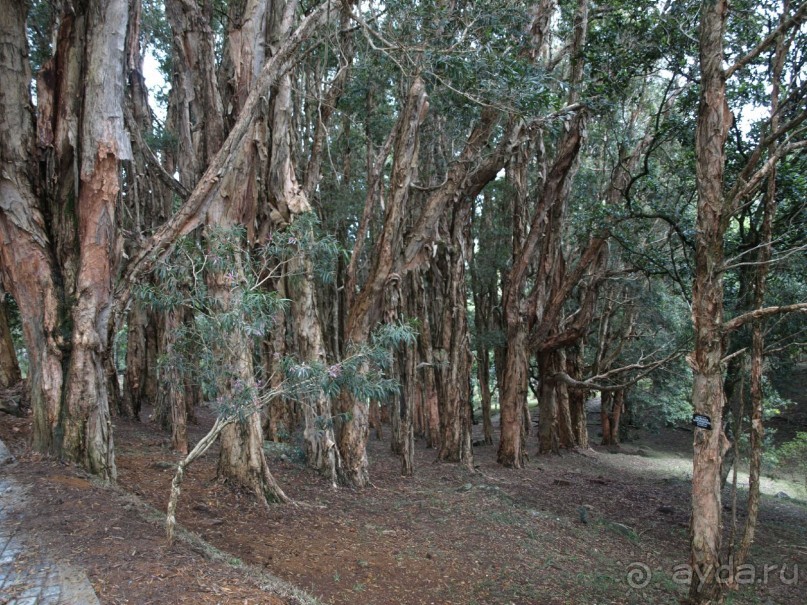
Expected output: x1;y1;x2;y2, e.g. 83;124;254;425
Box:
289;251;340;485
0;0;59;453
0;293;21;389
554;350;577;449
600;391;613;446
152;0;227;448
416;276;440;449
688;1;732;602
734;5;787;568
208;256;288;504
566;344;588;448
164;0;225;185
469;194;497;446
263;318;294;442
337;77;428;486
434;203;474;466
601;390;624;447
477;345;494;445
218;411;289;503
121;0;170;421
497;327;528;467
497;110;584;465
537;351;560;454
369;400;383;440
152;307;189;453
1;0;131;480
386;274;416;475
122;301;159;419
57;0;132;477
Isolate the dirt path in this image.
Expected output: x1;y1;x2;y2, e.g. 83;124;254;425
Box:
1;400;805;605
109;407;806;605
0;441;101;605
0;414;318;605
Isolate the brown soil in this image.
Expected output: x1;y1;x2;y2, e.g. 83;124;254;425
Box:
1;400;805;605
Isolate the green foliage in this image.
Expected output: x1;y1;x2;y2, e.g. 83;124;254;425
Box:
26;1;57;73
3;296;28;378
281;321;416;420
583;0;675;107
630;367;694;430
769;432;807;481
139;219;411;424
138;226;286;417
141;0;174;110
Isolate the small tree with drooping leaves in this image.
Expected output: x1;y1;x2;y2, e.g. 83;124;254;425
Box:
141;222;415;541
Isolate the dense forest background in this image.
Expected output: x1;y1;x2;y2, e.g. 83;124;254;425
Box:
0;1;805;603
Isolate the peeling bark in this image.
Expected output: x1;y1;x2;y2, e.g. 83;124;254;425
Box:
121;0;169;421
218;410;290;503
211;0;292;502
337;77;428;487
1;0;131;480
498;112;584;464
289;251;341;485
734;0;790;574
688;1;733;602
0;292;21;390
432;186;474;466
566;343;588;448
0;0;65;455
498;327;529;466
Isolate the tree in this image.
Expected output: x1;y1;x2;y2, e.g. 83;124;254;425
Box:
1;0;132;478
688;1;807;602
1;0;335;483
0;289;21;392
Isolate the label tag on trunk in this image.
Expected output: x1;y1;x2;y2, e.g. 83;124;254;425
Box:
692;413;713;430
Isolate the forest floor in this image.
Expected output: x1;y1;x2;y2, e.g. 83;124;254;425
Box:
1;370;806;605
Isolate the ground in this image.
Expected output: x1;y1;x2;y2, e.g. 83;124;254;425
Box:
0;373;805;605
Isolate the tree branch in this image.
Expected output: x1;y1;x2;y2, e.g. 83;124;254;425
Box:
723;303;807;333
724;3;807;79
124;106;190;200
553;350;683;392
117;1;334;305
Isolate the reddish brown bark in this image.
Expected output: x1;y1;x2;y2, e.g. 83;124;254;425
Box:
498;113;585;464
218;411;289;503
288;249;341;485
118;2;333;291
0;0;66;455
566;344;588;448
213;0;294;503
498;328;529;466
477;347;495;446
433;201;474;466
470;191;500;447
1;0;132;480
337;77;428;486
600;390;625;447
688;1;733;602
121;0;169;421
734;1;790;572
385;274;416;475
0;292;21;390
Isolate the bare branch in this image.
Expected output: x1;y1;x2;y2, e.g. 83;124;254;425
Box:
723;303;807;333
728;139;807;210
553;350;683;392
723;243;807;271
117;2;334;305
724;3;807;79
124;106;190;200
764;341;807;355
720;347;747;366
